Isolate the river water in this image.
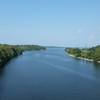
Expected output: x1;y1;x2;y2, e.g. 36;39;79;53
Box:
0;48;100;100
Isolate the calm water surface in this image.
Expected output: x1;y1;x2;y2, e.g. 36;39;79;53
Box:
0;48;100;100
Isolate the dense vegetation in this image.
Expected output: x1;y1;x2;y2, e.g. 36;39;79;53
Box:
0;44;46;68
65;45;100;63
19;45;46;51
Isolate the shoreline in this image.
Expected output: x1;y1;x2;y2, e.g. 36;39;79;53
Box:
66;53;100;64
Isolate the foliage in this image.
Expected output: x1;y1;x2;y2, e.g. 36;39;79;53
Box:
93;47;100;62
0;44;46;68
66;45;100;63
67;48;81;57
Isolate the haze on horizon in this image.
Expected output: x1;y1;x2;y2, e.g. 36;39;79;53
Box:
0;0;100;47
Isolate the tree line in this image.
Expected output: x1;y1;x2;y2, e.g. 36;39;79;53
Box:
65;45;100;63
0;44;46;68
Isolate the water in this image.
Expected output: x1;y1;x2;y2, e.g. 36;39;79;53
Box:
0;48;100;100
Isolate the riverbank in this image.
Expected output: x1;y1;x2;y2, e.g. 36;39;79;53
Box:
0;45;23;68
65;46;100;64
67;53;100;63
0;44;46;68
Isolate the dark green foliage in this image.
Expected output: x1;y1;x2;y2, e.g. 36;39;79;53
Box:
93;47;100;62
19;45;46;51
67;48;81;57
0;44;46;68
65;45;100;63
0;45;23;67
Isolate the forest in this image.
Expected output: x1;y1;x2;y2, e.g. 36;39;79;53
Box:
0;44;46;68
65;45;100;63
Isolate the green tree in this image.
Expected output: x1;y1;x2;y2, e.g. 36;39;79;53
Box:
93;48;100;62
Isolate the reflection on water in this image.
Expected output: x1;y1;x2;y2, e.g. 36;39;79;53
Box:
0;48;100;100
0;68;5;100
0;69;4;77
93;63;100;69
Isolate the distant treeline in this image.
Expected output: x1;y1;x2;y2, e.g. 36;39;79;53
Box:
0;44;46;68
19;45;46;51
65;45;100;63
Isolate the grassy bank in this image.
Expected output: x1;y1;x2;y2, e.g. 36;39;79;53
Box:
0;44;46;68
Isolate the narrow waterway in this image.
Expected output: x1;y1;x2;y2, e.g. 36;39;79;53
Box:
0;48;100;100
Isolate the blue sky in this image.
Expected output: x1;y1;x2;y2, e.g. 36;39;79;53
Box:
0;0;100;47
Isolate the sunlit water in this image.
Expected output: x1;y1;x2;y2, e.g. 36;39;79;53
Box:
0;48;100;100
